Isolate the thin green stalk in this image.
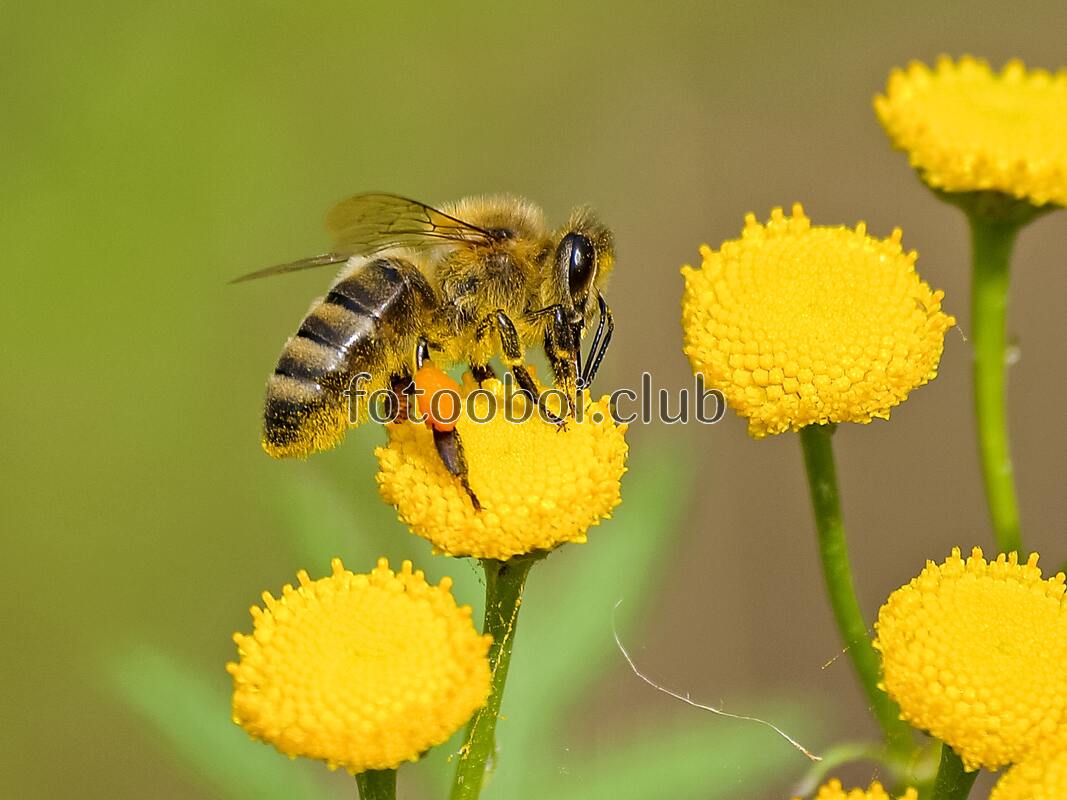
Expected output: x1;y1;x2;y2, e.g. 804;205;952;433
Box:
969;213;1024;555
356;769;397;800
929;744;977;800
450;554;540;800
799;424;913;754
930;187;1053;550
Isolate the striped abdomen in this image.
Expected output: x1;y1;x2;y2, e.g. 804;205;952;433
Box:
263;256;435;458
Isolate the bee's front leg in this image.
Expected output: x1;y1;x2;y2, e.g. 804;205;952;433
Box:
537;305;581;418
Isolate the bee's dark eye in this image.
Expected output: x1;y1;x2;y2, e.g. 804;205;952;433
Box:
559;233;596;299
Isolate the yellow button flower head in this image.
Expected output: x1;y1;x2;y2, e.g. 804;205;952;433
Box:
793;779;918;800
377;377;627;560
228;558;491;773
991;732;1067;800
680;205;954;437
876;56;1067;208
874;547;1067;771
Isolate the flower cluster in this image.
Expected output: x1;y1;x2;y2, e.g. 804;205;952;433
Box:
228;558;491;774
232;370;629;780
681;204;954;437
876;56;1067;208
875;547;1067;772
376;376;628;560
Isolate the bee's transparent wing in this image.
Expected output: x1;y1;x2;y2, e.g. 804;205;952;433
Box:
324;193;494;251
229;252;350;284
231;193;493;283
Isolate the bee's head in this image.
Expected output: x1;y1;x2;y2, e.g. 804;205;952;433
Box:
554;208;614;322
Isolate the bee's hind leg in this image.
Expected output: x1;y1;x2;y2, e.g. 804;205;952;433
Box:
410;336;481;510
433;427;481;511
415;337;432;369
389;373;414;424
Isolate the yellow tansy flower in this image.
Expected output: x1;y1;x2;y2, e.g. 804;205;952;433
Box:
793;779;917;800
228;558;491;773
377;377;627;560
991;732;1067;800
874;547;1067;771
680;204;954;437
876;56;1067;208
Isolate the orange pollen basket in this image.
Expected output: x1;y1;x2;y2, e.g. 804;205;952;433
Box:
413;362;461;432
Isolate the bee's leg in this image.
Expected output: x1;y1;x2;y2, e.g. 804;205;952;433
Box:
433;427;481;511
581;293;614;388
408;337;480;510
514;364;567;426
541;306;580;417
415;337;432;369
471;364;496;384
392;338;433;424
477;309;566;426
389;372;414;424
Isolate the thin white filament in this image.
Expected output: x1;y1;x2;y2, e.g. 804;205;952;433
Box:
612;599;822;762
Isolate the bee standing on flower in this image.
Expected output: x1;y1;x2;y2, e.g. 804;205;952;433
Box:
234;193;616;504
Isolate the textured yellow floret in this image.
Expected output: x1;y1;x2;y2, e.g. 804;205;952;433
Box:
376;377;627;560
991;732;1067;800
792;778;918;800
876;56;1067;207
681;204;954;437
228;558;491;773
874;547;1067;771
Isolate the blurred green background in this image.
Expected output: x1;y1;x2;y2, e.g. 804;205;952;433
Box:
4;2;1066;797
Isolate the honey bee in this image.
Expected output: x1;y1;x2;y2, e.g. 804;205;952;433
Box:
235;193;615;505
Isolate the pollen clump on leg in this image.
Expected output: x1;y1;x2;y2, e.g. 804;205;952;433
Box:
681;204;954;438
376;376;627;560
228;558;491;774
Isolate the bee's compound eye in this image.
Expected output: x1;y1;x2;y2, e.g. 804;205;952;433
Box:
560;233;596;298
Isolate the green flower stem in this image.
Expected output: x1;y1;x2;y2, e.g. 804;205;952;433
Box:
799;424;913;754
969;213;1025;555
356;769;397;800
450;553;541;800
930;744;977;800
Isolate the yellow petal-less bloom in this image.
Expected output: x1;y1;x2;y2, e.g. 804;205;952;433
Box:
680;205;954;437
874;547;1067;771
876;56;1067;208
377;377;627;560
228;558;491;773
990;733;1067;800
792;779;918;800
